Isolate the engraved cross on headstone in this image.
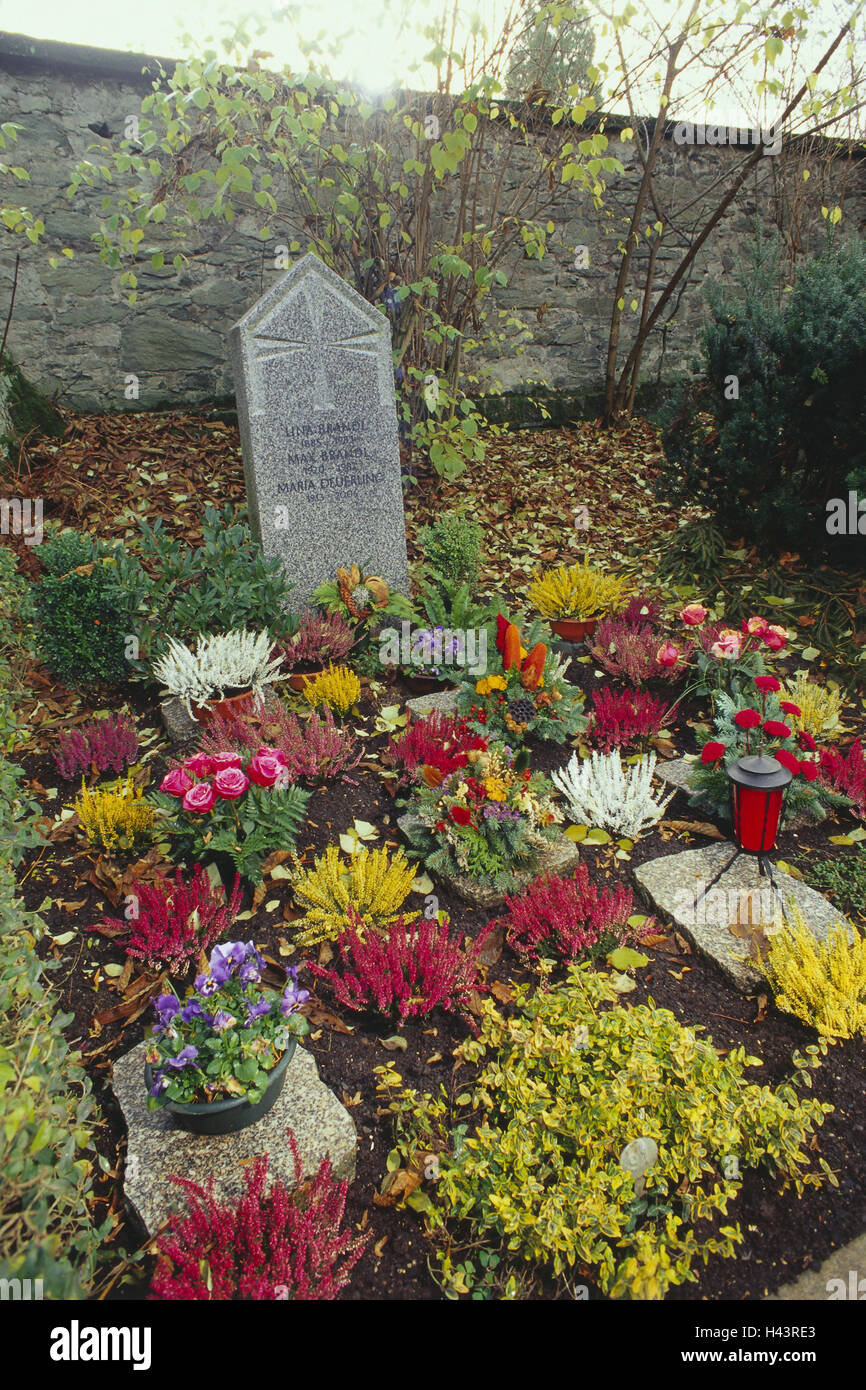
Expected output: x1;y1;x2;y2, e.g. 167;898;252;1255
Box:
250;285;383;414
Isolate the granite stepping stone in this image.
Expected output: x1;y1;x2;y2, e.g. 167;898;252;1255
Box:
405;689;459;719
397;812;579;909
112;1040;357;1236
634;840;854;992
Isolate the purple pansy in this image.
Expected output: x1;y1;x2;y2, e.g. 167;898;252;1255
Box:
194;972;219;997
166;1045;199;1069
212;1009;237;1032
245;998;272;1026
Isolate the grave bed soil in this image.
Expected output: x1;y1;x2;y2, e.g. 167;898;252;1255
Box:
13;659;866;1302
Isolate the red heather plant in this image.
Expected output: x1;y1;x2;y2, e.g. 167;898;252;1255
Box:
818;739;866;817
150;1132;368;1300
619;594;665;629
99;863;242;972
387;711;488;784
278;609;355;669
197;701;362;784
589;617;692;685
310;908;489;1025
588;686;672;753
496;865;645;963
54;713;139;780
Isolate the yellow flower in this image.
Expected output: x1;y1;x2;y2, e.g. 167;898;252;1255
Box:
476;678;491;695
484;777;508;801
519;647;528;660
487;675;507;691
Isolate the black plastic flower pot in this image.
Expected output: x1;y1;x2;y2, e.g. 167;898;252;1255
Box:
208;851;255;914
144;1037;296;1136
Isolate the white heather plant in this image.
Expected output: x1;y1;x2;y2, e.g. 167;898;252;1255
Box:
552;749;675;839
152;629;284;716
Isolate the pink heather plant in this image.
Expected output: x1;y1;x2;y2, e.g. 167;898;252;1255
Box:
818;739;866;818
495;866;646;963
587;686;672;753
589;618;692;685
278;609;355;670
196;700;362;784
310;908;490;1025
387;711;488;785
99;863;242;973
54;714;139;780
150;1132;368;1301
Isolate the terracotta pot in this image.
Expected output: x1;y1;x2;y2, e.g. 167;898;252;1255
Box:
144;1039;296;1136
286;667;325;692
191;688;257;727
550;617;598;642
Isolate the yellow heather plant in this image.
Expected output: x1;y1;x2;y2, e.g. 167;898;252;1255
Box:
754;906;866;1041
73;776;155;851
301;664;361;716
528;562;627;622
291;844;418;947
780;672;843;740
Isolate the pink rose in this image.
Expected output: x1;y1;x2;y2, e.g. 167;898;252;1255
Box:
160;767;193;797
742;616;768;637
256;745;289;767
182;752;214;778
211;751;243;772
656;641;680;668
182;781;216;813
681;603;708;626
214;767;249;799
709;628;743;660
763;624;787;652
247;753;283;787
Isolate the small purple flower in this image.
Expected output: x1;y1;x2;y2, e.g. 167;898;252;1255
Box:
209;941;249;984
281;978;310;1016
179;999;208;1024
152;993;180;1024
166;1045;199;1069
194;972;219;997
212;1009;237;1032
149;1070;169;1099
245;998;271;1026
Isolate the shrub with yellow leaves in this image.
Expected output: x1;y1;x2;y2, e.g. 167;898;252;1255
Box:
73;776;155;852
376;962;833;1301
301;664;361;716
780;671;843;741
754;905;866;1041
292;844;418;947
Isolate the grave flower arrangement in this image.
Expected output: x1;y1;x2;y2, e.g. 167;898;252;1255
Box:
455;617;587;745
313;564;416;675
150;749;311;885
276;608;356;676
145;943;310;1108
402;743;563;891
688;678;842;826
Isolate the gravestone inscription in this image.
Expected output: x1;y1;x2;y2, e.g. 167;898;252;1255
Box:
230;253;409;608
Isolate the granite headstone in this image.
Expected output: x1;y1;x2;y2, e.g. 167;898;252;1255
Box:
230;253;410;608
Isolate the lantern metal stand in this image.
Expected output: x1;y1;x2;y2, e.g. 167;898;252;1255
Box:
692;755;793;913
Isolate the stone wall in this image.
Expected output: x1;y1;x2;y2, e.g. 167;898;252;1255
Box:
1;31;864;414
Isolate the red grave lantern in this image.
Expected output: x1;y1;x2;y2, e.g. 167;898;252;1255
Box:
726;754;792;853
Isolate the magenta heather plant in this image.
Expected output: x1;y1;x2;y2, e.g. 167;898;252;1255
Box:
387;711;488;785
278;609;355;670
310;908;490;1025
619;594;665;629
495;866;646;963
818;739;866;817
54;714;139;780
99;863;242;973
150;1132;368;1300
587;686;672;753
197;700;362;784
589;617;692;685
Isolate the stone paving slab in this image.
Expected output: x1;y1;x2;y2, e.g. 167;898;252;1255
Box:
397;812;579;909
112;1040;357;1235
767;1232;866;1301
405;689;459;719
633;841;853;992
